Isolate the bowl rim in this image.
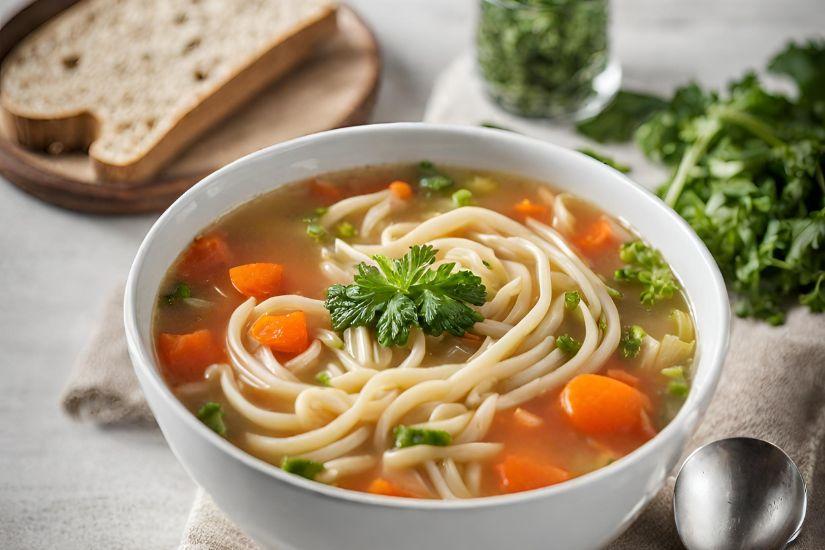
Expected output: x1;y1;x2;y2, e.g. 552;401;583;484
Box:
124;122;730;510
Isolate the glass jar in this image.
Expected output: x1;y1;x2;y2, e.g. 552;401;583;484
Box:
476;0;620;120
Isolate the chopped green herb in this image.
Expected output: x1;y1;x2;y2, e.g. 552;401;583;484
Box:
418;161;454;193
620;325;646;359
667;380;690;397
451;189;474;208
324;245;486;347
476;0;610;118
482;260;492;269
614;241;679;307
306;223;328;244
196;402;226;437
606;286;623;299
280;457;325;480
163;282;191;305
315;371;332;387
336;221;358;239
660;366;685;380
556;334;582;355
303;208;331;244
577;147;631;173
598;316;608;332
564;290;581;311
393;425;451;448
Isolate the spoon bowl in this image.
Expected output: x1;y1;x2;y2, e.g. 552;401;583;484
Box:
674;437;807;550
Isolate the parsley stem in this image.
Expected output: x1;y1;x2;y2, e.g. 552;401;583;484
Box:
664;117;722;207
713;106;786;149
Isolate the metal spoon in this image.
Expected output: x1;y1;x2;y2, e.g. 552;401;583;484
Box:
673;437;807;550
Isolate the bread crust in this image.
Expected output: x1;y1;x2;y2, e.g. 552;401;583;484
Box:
0;2;338;182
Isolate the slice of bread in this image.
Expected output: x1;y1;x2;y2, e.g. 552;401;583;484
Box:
0;0;337;182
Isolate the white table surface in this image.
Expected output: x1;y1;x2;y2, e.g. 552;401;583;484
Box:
1;1;822;548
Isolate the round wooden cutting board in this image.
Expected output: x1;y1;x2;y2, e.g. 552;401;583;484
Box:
0;2;380;214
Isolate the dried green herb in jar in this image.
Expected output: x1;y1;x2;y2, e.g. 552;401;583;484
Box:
476;0;614;119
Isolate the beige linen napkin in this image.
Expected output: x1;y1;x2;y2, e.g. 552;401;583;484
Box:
64;285;825;549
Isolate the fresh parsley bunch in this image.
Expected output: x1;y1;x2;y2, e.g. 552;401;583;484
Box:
324;245;487;347
577;39;825;324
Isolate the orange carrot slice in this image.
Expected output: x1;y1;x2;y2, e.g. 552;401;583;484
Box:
512;198;550;223
249;311;309;354
388;180;413;200
178;234;232;277
560;373;646;436
310;179;343;204
495;454;570;493
573;217;615;253
367;478;416;498
229;263;284;300
157;329;224;382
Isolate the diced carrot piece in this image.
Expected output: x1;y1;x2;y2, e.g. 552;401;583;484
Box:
606;368;640;387
229;263;284;300
512;198;550;223
311;179;343;204
249;311;309;354
460;332;482;343
157;329;224;383
178;234;232;278
560;374;646;436
574;217;615;253
388;180;413;200
367;478;416;498
513;407;544;428
495;454;570;493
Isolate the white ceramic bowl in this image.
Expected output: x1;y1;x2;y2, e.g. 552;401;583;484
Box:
125;123;729;550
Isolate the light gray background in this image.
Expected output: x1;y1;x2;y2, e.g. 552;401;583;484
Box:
1;0;822;548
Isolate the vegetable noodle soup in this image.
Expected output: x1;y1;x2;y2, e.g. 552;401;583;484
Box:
154;163;696;499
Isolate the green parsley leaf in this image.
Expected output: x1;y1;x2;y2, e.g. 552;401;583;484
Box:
667;380;690;397
163;282;191;305
452;188;473;207
336;221;358;239
614;241;680;307
393;425;452;448
306;223;328;243
578;148;631;173
564;290;581;311
280;457;325;480
324;245;486;347
576;91;668;143
418;161;454;193
768;38;825;105
620;325;646;359
315;371;332;387
556;334;582;355
196;402;226;437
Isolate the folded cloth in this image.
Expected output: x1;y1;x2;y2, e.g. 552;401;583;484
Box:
61;283;153;424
